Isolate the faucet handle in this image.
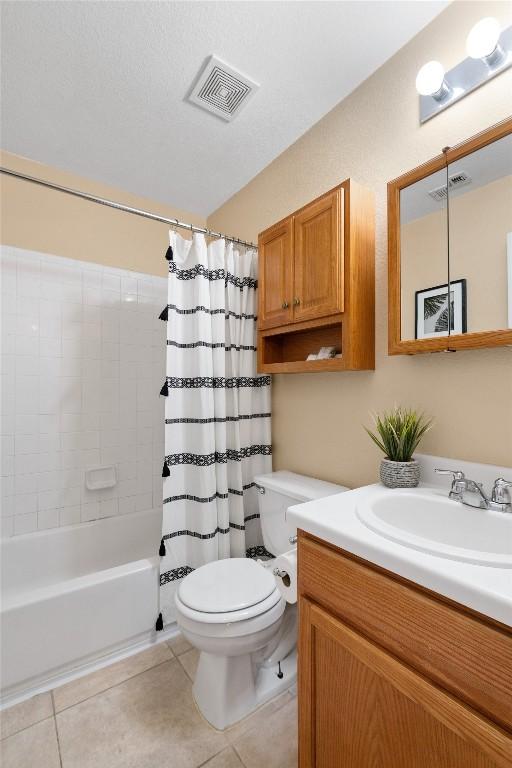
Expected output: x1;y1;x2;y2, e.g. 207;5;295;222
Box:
491;478;512;505
434;468;465;480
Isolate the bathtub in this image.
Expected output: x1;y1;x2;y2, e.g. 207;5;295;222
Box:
1;507;164;704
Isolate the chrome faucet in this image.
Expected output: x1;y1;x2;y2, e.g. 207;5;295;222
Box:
435;469;512;513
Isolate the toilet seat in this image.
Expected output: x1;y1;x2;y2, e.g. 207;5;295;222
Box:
177;558;280;623
175;589;285;639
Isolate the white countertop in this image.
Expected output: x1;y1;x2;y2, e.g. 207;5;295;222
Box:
287;483;512;627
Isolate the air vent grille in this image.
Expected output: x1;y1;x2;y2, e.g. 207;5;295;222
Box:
428;171;472;202
188;56;259;121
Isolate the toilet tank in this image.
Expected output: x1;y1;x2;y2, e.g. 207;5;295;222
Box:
254;471;348;557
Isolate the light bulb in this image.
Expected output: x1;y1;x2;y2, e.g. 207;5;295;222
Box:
415;61;446;97
466;17;501;59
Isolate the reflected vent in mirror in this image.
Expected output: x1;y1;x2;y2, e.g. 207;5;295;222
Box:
188;55;259;122
428;172;472;202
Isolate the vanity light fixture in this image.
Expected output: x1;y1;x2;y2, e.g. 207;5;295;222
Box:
466;17;503;64
415;61;451;101
416;17;512;123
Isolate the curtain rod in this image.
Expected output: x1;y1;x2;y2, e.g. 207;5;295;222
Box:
0;166;257;249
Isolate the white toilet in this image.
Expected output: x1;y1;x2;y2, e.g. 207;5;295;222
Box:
174;470;347;730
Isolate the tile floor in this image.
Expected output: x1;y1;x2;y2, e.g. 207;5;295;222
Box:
0;634;298;768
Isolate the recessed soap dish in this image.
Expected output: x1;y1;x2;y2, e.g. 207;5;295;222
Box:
85;466;117;491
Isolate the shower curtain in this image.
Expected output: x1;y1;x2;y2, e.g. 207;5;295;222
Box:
159;231;272;625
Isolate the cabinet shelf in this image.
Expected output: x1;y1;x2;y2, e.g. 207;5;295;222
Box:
258;320;344;374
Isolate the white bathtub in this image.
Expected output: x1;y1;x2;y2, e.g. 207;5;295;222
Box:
1;508;163;704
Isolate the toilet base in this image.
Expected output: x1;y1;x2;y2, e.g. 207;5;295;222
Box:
192;646;297;730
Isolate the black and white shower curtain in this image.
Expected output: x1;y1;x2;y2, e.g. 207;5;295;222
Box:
158;231;272;624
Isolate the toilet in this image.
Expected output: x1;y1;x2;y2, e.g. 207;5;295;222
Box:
174;470;347;730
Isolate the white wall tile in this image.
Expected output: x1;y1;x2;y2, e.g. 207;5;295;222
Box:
14;512;37;535
1;516;14;537
15;434;38;454
1;434;15;455
15;453;39;474
15;473;38;494
59;505;81;526
2;496;15;516
1;453;14;475
2;476;15;496
1;246;165;537
39;415;60;435
38;508;60;530
100;498;118;518
81;449;101;467
14;492;38;514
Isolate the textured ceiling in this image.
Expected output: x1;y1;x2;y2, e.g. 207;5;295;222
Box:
1;1;448;216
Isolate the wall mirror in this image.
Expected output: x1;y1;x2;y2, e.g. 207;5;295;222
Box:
388;118;512;354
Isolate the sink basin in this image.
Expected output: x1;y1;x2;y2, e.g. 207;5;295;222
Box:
356;489;512;567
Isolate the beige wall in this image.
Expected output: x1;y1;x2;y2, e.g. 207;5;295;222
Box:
0;150;205;276
208;1;512;486
401;175;512;338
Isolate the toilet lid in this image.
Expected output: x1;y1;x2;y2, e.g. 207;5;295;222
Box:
178;558;277;614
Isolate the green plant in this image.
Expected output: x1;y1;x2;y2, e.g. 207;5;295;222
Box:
365;406;432;463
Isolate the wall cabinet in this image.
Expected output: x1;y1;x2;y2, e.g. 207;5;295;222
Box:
257;181;374;373
259;218;294;329
298;534;512;768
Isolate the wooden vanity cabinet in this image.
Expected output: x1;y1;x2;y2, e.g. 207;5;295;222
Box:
298;533;512;768
257;180;374;373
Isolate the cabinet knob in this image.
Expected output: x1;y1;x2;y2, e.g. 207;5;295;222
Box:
282;301;289;309
293;297;301;306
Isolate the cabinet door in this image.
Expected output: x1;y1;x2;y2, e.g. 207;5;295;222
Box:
293;189;343;322
258;219;293;329
299;598;511;768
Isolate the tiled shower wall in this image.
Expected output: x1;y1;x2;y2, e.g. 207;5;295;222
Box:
0;246;166;536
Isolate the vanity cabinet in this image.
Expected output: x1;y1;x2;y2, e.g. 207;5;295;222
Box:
298;534;512;768
257;180;374;373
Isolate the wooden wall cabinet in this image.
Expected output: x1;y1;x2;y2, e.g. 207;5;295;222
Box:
259;218;293;329
298;534;512;768
257;180;374;373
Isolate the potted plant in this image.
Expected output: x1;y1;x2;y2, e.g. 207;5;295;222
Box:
365;406;432;488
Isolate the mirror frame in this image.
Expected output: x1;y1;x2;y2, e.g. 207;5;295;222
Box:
388;117;512;355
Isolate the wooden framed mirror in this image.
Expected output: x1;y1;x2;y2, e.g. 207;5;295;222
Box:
388;117;512;355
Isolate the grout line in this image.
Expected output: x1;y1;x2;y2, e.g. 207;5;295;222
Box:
231;742;249;767
195;745;233;768
176;650;196;682
0;714;54;742
53;657;176;716
53;715;64;768
166;640;193;658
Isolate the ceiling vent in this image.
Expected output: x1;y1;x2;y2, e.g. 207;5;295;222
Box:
188;55;259;122
428;171;472;202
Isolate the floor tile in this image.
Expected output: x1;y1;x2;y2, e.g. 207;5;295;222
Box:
199;747;244;767
167;632;193;657
0;717;60;768
231;696;297;768
225;691;291;744
1;691;54;740
53;641;173;712
56;659;228;768
178;648;200;682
